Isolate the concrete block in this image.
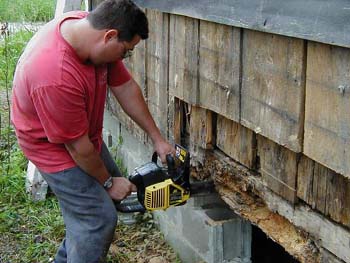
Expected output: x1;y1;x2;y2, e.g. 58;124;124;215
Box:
103;110;151;174
25;161;48;201
154;194;252;263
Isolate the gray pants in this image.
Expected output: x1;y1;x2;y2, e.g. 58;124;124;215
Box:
40;143;122;263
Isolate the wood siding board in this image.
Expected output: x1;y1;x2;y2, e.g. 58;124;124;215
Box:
124;41;147;93
146;9;169;138
216;115;256;169
171;97;182;144
257;135;298;203
297;155;315;205
241;30;305;152
134;0;350;49
297;154;350;228
190;106;213;149
169;14;199;105
199;20;241;122
304;42;350;178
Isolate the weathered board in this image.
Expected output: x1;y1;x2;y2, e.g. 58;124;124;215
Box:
146;9;169;138
169;14;199;105
216;115;256;169
257;135;298;203
124;41;147;94
198;20;241;122
297;155;350;228
241;30;306;152
134;0;350;49
304;42;350;178
190;106;214;150
107;43;147;144
169;97;182;144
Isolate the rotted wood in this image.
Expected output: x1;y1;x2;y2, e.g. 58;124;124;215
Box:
304;42;350;178
146;9;169;138
216;115;256;169
298;155;350;228
241;30;306;152
169;14;199;105
198;20;241;122
191;149;350;263
257;135;298;203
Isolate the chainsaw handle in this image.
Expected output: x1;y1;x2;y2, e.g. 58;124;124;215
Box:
152;152;174;166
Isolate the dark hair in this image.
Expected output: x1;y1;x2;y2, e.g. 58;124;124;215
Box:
87;0;148;41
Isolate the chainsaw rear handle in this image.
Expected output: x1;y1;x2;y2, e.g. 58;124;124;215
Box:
152;152;176;178
151;152;174;166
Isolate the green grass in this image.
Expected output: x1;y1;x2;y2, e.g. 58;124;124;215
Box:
0;0;56;22
0;149;64;262
0;3;62;261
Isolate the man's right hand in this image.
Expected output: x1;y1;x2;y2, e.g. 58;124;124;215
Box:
107;177;137;201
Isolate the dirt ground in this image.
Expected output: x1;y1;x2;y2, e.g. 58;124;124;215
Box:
109;212;180;263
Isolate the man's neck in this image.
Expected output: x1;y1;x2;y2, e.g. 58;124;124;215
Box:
60;18;94;62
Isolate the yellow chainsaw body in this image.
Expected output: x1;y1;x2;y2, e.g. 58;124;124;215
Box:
144;179;190;211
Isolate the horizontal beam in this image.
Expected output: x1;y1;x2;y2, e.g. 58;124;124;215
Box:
192;149;350;263
134;0;350;48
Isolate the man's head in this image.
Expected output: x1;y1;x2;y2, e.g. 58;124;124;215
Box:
86;0;148;64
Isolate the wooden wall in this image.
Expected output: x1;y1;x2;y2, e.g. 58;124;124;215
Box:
108;8;350;263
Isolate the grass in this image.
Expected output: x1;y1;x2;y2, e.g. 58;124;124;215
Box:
0;2;180;262
0;2;65;262
0;0;56;22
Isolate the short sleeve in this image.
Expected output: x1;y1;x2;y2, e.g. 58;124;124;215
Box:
31;85;88;144
108;60;131;87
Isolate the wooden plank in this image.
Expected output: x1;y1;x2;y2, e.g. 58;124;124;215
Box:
124;40;147;94
134;0;350;49
241;30;306;152
170;97;182;144
304;42;350;178
146;9;169;138
198;20;241;122
216;115;256;169
169;14;199;105
193;149;350;263
297;155;350;228
190;106;213;150
257;135;298;203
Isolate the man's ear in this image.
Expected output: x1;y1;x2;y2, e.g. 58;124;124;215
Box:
104;29;119;43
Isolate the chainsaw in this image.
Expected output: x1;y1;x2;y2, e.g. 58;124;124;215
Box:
115;144;214;213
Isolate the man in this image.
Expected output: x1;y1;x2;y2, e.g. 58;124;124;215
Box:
11;0;173;262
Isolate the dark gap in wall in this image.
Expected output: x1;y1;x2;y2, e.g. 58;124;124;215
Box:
181;101;190;148
251;226;300;263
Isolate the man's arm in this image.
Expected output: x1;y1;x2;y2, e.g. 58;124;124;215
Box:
110;78;174;161
65;133;136;200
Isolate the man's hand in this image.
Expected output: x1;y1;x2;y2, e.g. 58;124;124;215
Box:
154;138;175;163
107;177;137;201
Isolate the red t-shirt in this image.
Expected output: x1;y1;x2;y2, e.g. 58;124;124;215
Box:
11;11;131;173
